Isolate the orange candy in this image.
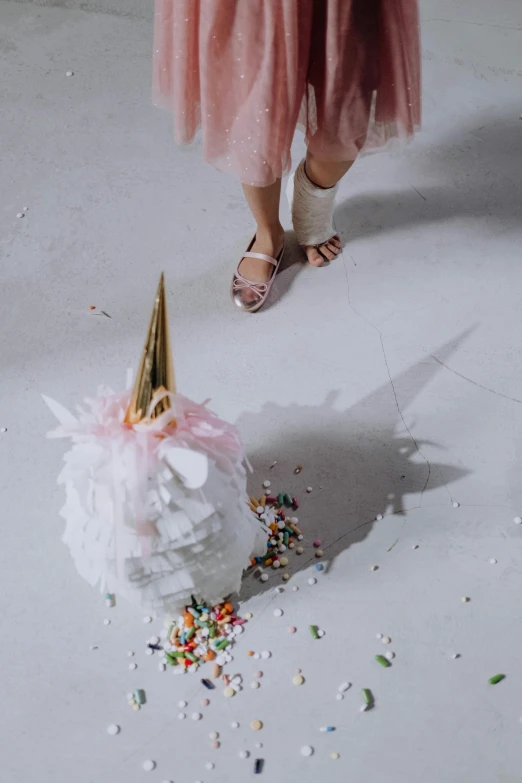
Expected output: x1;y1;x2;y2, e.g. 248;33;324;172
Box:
223;602;234;614
183;612;194;628
248;651;255;657
204;650;216;662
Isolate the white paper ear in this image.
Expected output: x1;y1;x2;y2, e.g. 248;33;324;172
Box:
42;395;77;425
164;446;208;489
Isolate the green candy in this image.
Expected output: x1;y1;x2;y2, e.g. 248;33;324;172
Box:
309;625;319;639
184;652;198;663
375;654;391;668
283;493;293;507
283;532;289;546
277;493;285;506
362;688;373;705
215;638;230;650
488;674;505;685
185;626;196;640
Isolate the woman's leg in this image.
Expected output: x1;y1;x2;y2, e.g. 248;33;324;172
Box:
238;179;285;284
302;152;355;267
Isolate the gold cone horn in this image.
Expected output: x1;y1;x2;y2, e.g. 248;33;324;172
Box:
124;273;176;424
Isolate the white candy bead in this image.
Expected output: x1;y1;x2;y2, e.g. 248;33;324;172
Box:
143;616;153;624
177;713;186;720
273;608;283;617
338;682;351;692
103;618;110;626
107;724;120;735
261;650;271;659
260;574;269;582
385;651;395;660
452;501;460;508
231;721;240;728
192;713;202;721
489;558;497;564
308;578;317;585
128;663;137;670
514;516;522;524
376;514;383;520
65;70;74;77
205;762;215;770
263;480;271;488
336;693;344;701
300;745;314;757
239;750;250;759
142;760;156;772
178;700;187;708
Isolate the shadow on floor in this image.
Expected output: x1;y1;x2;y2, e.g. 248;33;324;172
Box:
237;333;470;602
335;112;522;245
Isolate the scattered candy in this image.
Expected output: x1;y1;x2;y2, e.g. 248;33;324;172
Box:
308;578;317;585
309;625;319;640
263;480;271;488
205;762;215;770
129;663;137;671
201;679;214;690
209;732;219;740
288;626;297;634
273;608;283;617
16;212;24;219
128;651;135;657
201;698;210;706
382;636;391;644
292;586;299;591
282;573;290;580
306;487;313;493
376;633;383;639
412;544;419;550
251;720;263;731
375;655;391;667
293;675;305;686
192;713;202;720
489;558;497;565
210;741;220;749
294;465;302;474
66;70;74;76
251;681;260;689
239;750;250;759
261;651;271;659
376;514;383;520
514;516;522;525
103;618;110;626
338;682;351;692
134;689;146;705
260;574;269;582
451;653;460;659
385;651;395;660
331;753;340;760
143;616;152;624
489;674;505;685
178;713;186;720
178;700;187;708
142;760;156;772
362;688;374;706
231;721;240;728
224;687;235;698
301;745;314;757
370;565;378;571
105;592;115;608
313;540;321;548
336;694;344;701
254;759;264;774
296;547;304;555
461;596;470;603
452;501;460;508
315;563;324;571
106;724;120;735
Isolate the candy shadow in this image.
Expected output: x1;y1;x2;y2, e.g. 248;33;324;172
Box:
236;333;470;602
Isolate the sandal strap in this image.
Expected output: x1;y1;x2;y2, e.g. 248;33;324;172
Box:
243;251;279;266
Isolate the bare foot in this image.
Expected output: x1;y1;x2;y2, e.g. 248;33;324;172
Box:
304;234;341;267
236;229;285;305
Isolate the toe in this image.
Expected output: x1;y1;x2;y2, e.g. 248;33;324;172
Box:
305;246;325;267
325;241;341;256
317;244;336;261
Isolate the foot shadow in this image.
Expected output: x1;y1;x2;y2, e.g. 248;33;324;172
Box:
261;230;305;311
237;334;470;602
335;113;522;244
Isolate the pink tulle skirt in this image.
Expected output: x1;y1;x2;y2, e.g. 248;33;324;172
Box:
153;0;421;186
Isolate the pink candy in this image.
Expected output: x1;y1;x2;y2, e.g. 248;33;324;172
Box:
313;540;321;548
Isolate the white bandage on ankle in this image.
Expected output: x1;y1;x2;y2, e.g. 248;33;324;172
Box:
286;159;339;246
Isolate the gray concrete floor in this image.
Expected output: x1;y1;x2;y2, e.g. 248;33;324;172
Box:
1;1;522;781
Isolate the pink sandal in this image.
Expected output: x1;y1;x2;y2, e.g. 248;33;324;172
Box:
231;237;285;313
